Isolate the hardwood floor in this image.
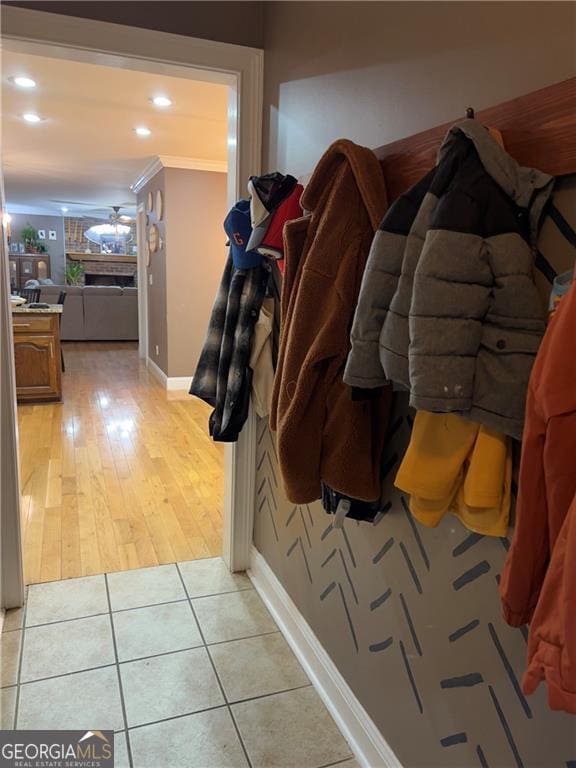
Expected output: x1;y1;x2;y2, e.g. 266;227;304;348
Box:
18;342;224;585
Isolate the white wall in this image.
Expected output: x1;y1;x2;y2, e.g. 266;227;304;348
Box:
263;1;576;175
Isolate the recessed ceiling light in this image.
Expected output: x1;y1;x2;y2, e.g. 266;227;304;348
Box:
11;75;36;89
22;112;43;124
61;207;69;213
151;95;172;108
134;126;151;137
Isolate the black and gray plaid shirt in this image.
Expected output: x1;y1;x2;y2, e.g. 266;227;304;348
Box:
190;252;269;441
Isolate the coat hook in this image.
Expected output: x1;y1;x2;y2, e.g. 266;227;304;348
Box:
465;107;475;119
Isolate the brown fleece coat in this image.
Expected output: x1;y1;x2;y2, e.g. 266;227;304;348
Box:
270;139;390;504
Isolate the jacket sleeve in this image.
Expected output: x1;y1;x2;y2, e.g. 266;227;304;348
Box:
408;188;492;412
499;381;549;626
276;232;368;504
343;228;403;387
270;218;309;433
275;266;346;503
276;355;331;503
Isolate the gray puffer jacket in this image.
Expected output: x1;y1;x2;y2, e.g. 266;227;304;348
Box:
344;119;554;439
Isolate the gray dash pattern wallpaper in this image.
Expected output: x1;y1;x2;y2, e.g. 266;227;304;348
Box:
253;396;576;768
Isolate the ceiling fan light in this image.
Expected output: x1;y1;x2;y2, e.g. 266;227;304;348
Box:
84;222;132;245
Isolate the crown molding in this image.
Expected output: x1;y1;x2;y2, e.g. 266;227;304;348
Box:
131;157;163;194
159;155;228;173
131;155;228;193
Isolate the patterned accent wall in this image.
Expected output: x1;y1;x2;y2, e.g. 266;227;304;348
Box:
254;402;576;767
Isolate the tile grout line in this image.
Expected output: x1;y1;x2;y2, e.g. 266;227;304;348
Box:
9;628;286;688
21;556;225;588
174;562;254;768
117;644;204;666
10;583;255;633
112;582;253;611
4;610;110;632
104;573;134;768
127;701;233;732
224;682;313;708
13;588;29;729
205;628;280;647
123;681;315;734
16;662;118;687
187;585;254;604
318;758;356;768
10;628;294;695
10;647;314;698
9;564;340;765
225;668;265;767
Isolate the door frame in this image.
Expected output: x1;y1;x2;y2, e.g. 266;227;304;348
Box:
136;203;148;361
1;188;25;610
0;6;263;605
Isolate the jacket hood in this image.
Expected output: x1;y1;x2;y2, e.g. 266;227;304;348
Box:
301;139;387;231
439;119;554;244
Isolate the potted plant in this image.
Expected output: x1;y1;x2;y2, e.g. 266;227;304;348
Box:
20;223;39;253
65;261;84;286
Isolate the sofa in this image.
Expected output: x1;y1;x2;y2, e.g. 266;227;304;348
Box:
39;285;139;341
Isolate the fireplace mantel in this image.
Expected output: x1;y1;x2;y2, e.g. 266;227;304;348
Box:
67;251;137;264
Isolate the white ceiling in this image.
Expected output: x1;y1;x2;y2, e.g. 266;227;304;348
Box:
2;50;229;217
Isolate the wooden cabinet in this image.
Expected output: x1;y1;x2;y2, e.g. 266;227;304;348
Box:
9;257;19;292
12;311;62;402
9;254;51;291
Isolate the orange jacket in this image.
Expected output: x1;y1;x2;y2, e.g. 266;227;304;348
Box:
500;282;576;712
270;139;390;504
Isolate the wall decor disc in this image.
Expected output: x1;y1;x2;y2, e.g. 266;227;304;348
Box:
147;191;153;213
145;238;151;267
148;223;159;253
155;190;164;221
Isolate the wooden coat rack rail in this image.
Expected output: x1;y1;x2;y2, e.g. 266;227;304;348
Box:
375;76;576;202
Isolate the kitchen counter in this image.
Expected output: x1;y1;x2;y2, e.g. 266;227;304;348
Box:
11;307;62;402
12;304;63;314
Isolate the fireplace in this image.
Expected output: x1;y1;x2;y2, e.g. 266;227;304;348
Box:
67;252;138;288
84;272;136;287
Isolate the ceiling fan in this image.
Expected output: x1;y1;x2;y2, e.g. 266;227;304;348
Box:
52;200;135;219
109;206;133;223
84;207;134;246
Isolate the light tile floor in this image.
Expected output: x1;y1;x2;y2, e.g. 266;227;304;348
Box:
1;557;357;768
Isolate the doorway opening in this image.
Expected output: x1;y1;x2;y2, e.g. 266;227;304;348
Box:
2;38;236;586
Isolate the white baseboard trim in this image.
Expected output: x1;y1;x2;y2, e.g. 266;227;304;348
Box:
146;357;167;387
146;358;192;391
248;546;402;768
166;376;193;392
